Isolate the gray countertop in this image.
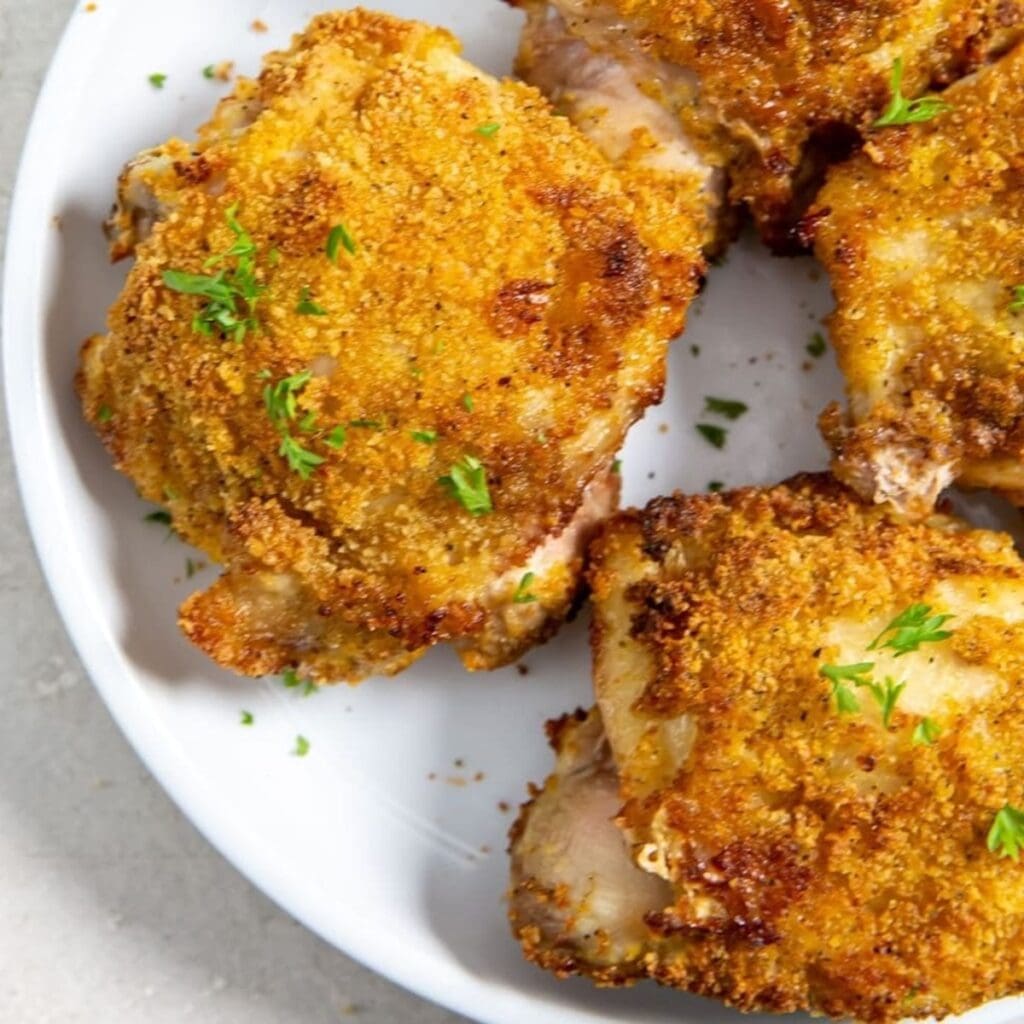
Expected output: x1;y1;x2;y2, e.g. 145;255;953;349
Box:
0;3;465;1020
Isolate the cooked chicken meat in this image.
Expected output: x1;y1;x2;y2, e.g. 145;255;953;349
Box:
513;0;1024;249
79;10;703;684
812;42;1024;517
511;475;1024;1021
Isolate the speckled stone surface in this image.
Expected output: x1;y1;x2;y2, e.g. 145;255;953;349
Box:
0;3;467;1020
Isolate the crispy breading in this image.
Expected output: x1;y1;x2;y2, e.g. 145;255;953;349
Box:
513;0;1024;249
812;42;1024;516
78;9;703;683
511;475;1024;1021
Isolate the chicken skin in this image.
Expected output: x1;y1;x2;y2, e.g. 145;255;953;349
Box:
512;0;1024;250
511;475;1024;1021
78;10;704;684
813;41;1024;517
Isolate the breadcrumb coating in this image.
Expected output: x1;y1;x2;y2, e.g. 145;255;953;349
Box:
512;475;1024;1021
78;9;702;683
512;0;1024;249
812;41;1024;515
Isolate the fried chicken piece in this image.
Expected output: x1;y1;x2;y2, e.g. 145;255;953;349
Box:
78;10;703;684
812;42;1024;517
511;474;1024;1021
512;0;1024;250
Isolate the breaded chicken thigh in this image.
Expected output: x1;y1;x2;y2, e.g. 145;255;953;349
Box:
513;0;1024;249
814;42;1024;517
78;10;703;684
511;475;1024;1021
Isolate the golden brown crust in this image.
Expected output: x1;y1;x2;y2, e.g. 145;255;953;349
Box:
812;42;1024;514
518;0;1024;248
512;475;1024;1021
78;9;702;683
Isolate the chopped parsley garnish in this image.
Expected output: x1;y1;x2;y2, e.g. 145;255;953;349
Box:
296;286;327;316
278;435;326;478
1009;286;1024;313
97;405;113;423
513;572;538;604
912;717;941;746
148;73;167;89
263;370;333;478
868;603;954;657
987;804;1024;861
185;558;199;579
820;662;875;714
807;332;827;358
240;710;254;726
265;371;312;427
873;58;952;128
696;423;727;449
162;203;264;342
864;675;906;729
704;396;748;421
326;224;357;262
411;430;439;444
293;735;311;757
439;456;492;516
349;419;382;429
475;122;502;138
145;510;172;526
461;393;475;413
325;426;347;449
283;669;303;689
708;481;725;493
611;459;622;475
203;65;216;80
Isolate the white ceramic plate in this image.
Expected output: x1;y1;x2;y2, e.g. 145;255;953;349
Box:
5;3;1023;1023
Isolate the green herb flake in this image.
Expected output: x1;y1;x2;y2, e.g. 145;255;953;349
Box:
326;224;357;262
162;203;264;342
475;122;502;138
186;558;199;579
807;332;827;358
264;371;313;428
708;481;725;493
704;396;748;421
696;423;727;449
513;572;538;605
820;662;876;715
611;459;622;475
149;73;168;89
1010;286;1024;313
912;717;941;746
411;430;439;445
868;603;955;657
293;735;311;758
203;65;216;80
461;393;475;413
438;455;493;517
296;286;328;317
873;58;952;128
987;804;1024;861
865;675;907;729
240;710;254;726
278;435;325;479
97;405;113;423
349;419;382;430
145;510;172;526
325;426;347;449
